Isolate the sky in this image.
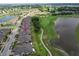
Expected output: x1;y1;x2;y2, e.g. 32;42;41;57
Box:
0;0;79;4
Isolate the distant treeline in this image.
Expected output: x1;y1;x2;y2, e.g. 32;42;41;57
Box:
31;16;41;33
50;7;79;15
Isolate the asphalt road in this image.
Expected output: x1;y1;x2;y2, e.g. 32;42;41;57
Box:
54;17;79;55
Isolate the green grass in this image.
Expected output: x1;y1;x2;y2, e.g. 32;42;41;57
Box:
3;25;17;29
12;41;17;49
31;26;49;56
39;15;57;40
9;25;17;29
0;16;4;18
75;26;79;46
39;15;65;55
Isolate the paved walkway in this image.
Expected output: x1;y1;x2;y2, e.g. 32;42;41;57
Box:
40;28;52;56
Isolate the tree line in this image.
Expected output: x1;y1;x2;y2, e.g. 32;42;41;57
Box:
31;16;41;33
50;7;79;15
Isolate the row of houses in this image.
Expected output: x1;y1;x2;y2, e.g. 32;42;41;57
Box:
11;16;33;56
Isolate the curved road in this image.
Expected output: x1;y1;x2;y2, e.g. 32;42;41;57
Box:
40;28;52;56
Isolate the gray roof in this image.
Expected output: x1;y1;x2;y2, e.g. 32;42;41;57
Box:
12;43;33;55
12;17;33;56
18;35;31;42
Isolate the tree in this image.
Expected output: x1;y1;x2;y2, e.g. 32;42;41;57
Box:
31;16;41;33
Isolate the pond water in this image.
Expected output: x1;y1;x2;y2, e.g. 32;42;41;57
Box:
0;16;15;23
53;17;79;55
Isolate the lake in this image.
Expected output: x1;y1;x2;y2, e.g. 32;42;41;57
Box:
53;17;79;55
0;16;15;23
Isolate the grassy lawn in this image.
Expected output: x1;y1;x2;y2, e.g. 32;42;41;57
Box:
9;25;17;29
39;15;57;40
75;26;79;46
3;25;17;29
31;26;49;56
12;41;17;49
0;16;4;18
39;15;65;55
